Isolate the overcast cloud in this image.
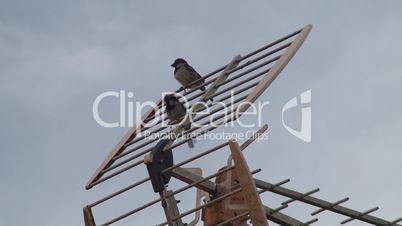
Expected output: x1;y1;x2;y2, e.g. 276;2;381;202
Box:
1;1;401;226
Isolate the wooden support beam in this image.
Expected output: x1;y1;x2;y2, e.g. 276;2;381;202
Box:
228;140;268;226
83;206;96;226
170;167;305;226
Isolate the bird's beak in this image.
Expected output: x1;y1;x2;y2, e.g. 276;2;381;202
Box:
171;63;175;67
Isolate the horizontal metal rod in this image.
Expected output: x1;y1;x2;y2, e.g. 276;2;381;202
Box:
128;89;248;153
157;188;243;226
311;197;349;216
208;71;268;100
163;168;260;225
214;211;250;226
114;81;255;161
303;218;318;225
109;96;245;170
281;188;320;206
122;81;252;149
251;168;262;174
176;27;300;93
182;53;279;99
129;69;257;140
157;113;238;159
142;39;286;126
186;65;270;103
91;105;240;188
88;177;150;208
340;207;379;224
223;57;276;89
86;27;303;188
99;167;235;226
163;142;229;173
258;179;290;195
89;159;145;187
93;127;230;188
239;124;269;151
119;96;245;160
228;43;288;75
164;118;232;151
390;217;402;225
90;142;229;208
241;28;300;60
270;204;288;214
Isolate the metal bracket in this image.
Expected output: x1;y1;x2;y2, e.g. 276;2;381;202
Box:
145;139;174;193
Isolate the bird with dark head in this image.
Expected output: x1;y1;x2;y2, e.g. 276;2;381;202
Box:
171;58;207;92
164;94;187;125
164;94;194;147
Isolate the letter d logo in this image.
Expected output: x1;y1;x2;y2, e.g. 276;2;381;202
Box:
281;89;311;143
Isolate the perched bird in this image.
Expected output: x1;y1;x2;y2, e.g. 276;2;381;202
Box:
164;94;194;148
171;58;207;92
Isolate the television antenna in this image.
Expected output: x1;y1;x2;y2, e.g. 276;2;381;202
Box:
83;24;401;226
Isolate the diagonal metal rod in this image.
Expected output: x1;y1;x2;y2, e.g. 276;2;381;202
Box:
99;168;260;226
185;67;270;103
114;76;258;161
241;28;301;60
142;40;288;126
157;188;243;226
135;53;278;131
175;27;300;93
340;207;379;224
270;204;288;214
281;188;320;206
90;138;229;189
91;97;252;189
182;51;282;99
89;142;229;207
88;177;150;208
311;197;349;216
102;99;245;181
228;43;288;75
98;166;236;226
390;218;402;225
255;179;400;226
282;188;320;205
108;101;246;177
302;218;318;225
167;167;308;226
122;72;261;158
259;179;290;195
113;102;239;167
85;26;306;189
162;143;229;174
103;94;247;174
121;87;247;154
122;75;255;149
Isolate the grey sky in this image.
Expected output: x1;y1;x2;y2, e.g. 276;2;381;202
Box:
1;1;401;226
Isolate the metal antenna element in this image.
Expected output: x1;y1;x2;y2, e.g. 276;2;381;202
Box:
83;24;401;226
